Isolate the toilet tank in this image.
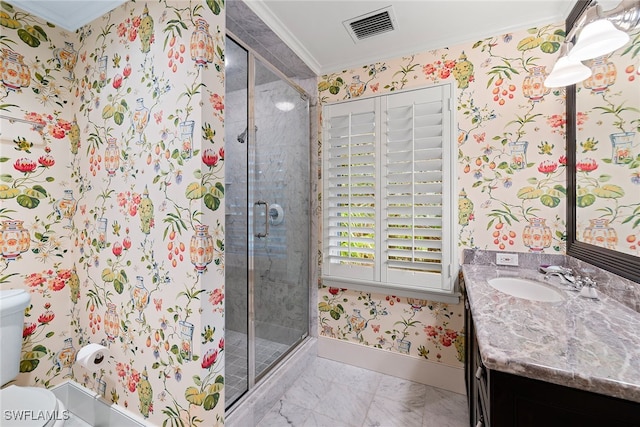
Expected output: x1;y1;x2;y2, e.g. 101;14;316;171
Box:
0;289;31;386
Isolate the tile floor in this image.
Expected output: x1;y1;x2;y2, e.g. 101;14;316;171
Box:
255;356;469;427
226;329;292;406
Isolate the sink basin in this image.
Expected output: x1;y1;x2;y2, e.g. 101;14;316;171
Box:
487;277;565;302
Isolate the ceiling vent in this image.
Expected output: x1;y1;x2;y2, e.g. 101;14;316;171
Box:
343;6;397;42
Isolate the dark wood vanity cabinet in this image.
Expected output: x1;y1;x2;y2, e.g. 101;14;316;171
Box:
464;295;640;427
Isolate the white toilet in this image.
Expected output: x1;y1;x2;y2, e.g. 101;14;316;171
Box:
0;289;67;427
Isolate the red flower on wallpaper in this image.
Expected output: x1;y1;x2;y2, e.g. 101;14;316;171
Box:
559;155;567;165
113;74;123;89
538;160;558;174
218;338;224;350
202;149;219;167
209;288;224;306
123;236;132;250
23;322;37;338
14;158;37;173
209;93;224;111
218;147;224;161
201;348;218;369
112;242;123;256
123;63;132;77
38;311;55;324
577;158;598;172
38;154;55;167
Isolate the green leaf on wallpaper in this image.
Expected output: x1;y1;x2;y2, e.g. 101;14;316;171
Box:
203;393;219;411
193;169;202;179
102;268;115;282
472;181;482;188
517;187;543;199
472;40;483;49
540;195;560;208
17;29;40;47
45;176;55;182
102;104;114;119
1;174;13;182
46;331;54;338
212;182;224;197
553;185;566;195
517;36;542;51
329;309;341;320
24;187;45;199
527;177;538;184
113;280;123;294
577;194;596;207
186;182;206;199
0;157;8;162
540;41;560;54
204;194;220;211
19;359;39;373
206;0;221;15
118;270;128;284
113;111;124;125
16;194;39;208
319;302;331;312
593;184;625;198
171;344;179;355
497;162;509;170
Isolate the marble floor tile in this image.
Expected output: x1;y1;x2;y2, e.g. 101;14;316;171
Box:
253;356;469;427
257;399;311;427
312;382;375;426
364;394;425;427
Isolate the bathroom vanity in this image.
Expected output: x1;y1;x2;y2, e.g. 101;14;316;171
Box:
463;263;640;427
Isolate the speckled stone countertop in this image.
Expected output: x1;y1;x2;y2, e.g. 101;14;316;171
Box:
462;263;640;403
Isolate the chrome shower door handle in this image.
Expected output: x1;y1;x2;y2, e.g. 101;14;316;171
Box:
254;200;269;238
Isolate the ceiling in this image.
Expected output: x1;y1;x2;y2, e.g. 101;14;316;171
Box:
8;0;127;32
245;0;580;75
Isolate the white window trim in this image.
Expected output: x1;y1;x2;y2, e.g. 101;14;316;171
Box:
321;83;459;304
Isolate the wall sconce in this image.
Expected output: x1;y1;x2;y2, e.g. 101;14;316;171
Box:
545;0;640;87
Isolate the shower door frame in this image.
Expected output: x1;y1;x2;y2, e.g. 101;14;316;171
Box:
226;32;313;406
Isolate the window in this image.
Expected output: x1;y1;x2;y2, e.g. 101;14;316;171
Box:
322;84;457;299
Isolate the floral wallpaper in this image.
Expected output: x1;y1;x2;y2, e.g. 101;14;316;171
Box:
317;24;575;368
1;1;226;425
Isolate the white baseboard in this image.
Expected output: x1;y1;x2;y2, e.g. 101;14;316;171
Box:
318;336;466;395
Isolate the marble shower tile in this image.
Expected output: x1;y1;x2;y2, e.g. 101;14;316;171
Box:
364;394;425;427
313;382;374;426
257;399;311;427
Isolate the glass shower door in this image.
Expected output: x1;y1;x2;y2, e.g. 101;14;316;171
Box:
250;59;310;381
225;36;310;409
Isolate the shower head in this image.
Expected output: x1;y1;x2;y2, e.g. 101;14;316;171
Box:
237;126;257;144
237;128;247;144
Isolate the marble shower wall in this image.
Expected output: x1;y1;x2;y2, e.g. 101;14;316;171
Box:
1;1;227;425
225;75;310;345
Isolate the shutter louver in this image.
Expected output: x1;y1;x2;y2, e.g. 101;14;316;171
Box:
325;100;377;280
384;91;445;287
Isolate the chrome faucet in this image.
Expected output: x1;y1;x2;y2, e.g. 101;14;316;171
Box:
543;266;576;287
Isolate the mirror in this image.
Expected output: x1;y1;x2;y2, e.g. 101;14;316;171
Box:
567;0;640;282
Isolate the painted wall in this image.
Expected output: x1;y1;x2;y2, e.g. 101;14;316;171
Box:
1;1;227;425
317;24;571;368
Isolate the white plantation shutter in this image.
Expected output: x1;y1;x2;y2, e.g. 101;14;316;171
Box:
324;98;377;280
323;84;455;295
383;88;449;289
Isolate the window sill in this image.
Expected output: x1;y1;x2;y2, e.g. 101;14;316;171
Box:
321;276;461;305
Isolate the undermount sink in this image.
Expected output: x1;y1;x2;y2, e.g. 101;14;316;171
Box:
487;277;565;302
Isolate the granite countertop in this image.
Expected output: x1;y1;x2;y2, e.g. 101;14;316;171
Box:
462;264;640;403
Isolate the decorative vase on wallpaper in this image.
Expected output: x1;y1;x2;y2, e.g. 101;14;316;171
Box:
69;265;80;304
131;276;150;323
98;55;108;86
68;116;80;155
509;140;528;170
0;219;30;261
137;367;153;418
104;303;120;342
104;137;120;176
55;189;77;229
522;66;550;102
132;98;150;144
583;55;616;94
55;337;77;378
583;218;618;250
189;224;214;273
190;18;214;67
97;217;107;248
139;186;154;234
610;132;635;164
522;217;552;252
180;120;195;159
348;75;366;98
53;41;78;81
179;320;194;360
0;48;31;92
139;4;154;54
